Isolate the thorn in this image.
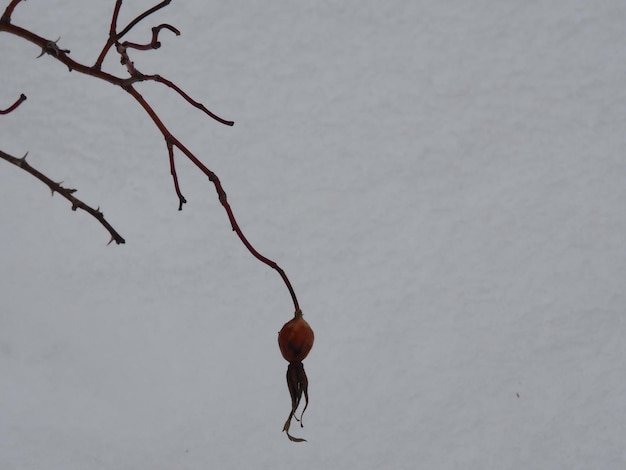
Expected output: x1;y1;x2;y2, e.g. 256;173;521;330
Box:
36;36;70;58
16;151;28;167
51;181;63;196
107;235;115;246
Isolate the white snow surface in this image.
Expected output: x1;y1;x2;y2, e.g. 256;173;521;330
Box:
2;1;626;468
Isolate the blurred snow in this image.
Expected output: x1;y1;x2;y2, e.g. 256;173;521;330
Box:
2;1;626;469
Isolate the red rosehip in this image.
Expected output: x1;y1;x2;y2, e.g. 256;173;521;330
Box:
278;313;314;363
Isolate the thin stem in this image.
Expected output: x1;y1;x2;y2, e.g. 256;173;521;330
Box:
122;24;180;51
167;138;187;210
0;93;26;114
92;0;122;69
148;74;234;126
117;0;172;40
125;85;300;312
1;22;124;83
94;0;172;69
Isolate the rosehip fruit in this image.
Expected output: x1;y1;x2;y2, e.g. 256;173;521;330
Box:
278;312;314;363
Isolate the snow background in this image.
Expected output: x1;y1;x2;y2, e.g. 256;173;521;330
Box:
2;1;626;468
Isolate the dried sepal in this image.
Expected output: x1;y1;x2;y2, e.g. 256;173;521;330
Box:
282;361;309;442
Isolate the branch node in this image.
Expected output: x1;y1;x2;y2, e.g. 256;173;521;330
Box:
51;180;64;196
36;37;70;59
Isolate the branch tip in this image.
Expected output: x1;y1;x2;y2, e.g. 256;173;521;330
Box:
0;93;27;115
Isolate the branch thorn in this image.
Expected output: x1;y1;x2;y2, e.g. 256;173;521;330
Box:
36;37;70;59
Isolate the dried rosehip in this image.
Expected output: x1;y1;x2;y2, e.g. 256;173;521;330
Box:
278;310;314;442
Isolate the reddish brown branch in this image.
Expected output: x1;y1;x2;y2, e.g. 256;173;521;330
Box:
0;0;22;23
0;93;26;114
148;74;235;126
2;22;121;81
0;22;233;125
94;0;172;69
1;0;299;312
122;24;180;51
92;0;123;69
166;138;187;210
109;0;123;35
125;86;300;311
0;150;125;245
117;0;172;40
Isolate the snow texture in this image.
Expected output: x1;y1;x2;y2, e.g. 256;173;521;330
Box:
2;1;626;468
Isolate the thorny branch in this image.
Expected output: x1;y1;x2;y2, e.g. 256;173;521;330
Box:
0;0;300;313
1;93;124;243
0;150;126;245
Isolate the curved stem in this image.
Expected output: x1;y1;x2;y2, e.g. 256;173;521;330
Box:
207;168;301;313
0;93;26;114
125;86;300;313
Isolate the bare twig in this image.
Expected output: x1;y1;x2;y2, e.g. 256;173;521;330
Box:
122;23;180;51
117;0;172;40
148;74;235;126
0;93;26;114
166;138;187;210
94;0;172;69
0;150;125;245
92;0;123;69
